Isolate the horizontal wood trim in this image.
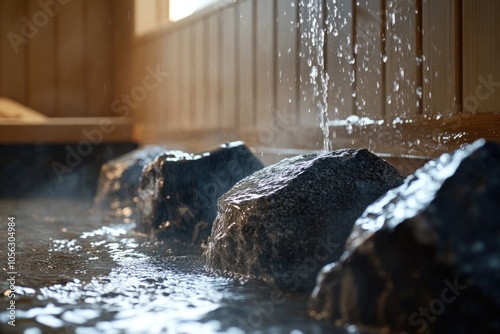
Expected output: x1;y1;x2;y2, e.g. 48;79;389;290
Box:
135;124;241;152
0;117;134;144
241;113;500;158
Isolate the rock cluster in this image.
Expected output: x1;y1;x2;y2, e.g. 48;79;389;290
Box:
137;141;264;247
310;139;500;333
204;148;403;291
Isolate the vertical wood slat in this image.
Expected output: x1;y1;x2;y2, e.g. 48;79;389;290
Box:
168;30;181;128
354;0;384;119
156;37;171;137
27;0;56;116
276;0;298;127
86;0;111;117
178;27;191;129
384;0;419;120
205;15;220;129
462;0;500;113
57;0;86;117
0;0;26;104
192;20;205;129
255;0;275;128
163;33;176;131
326;0;354;121
237;0;255;129
422;0;458;116
220;6;236;129
111;0;134;119
140;37;165;141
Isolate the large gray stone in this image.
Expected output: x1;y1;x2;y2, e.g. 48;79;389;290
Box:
310;139;500;333
204;148;403;292
137;141;264;248
95;145;166;213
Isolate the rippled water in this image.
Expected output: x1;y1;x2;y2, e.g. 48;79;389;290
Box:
0;200;357;334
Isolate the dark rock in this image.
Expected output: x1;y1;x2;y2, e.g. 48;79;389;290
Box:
310;139;500;333
94;145;166;213
204;148;403;292
136;141;264;248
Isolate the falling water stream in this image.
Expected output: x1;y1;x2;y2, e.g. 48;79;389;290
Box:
301;0;332;152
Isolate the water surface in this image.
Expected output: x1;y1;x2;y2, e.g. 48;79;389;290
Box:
0;199;354;334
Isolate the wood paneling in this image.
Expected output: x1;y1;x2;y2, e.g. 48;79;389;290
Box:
111;0;500;158
178;27;191;129
298;0;319;127
255;0;275;129
463;0;500;114
205;15;220;129
0;1;26;104
422;0;459;116
0;0;119;118
2;0;499;154
326;0;354;121
220;6;237;129
355;0;384;119
192;20;205;128
57;0;86;117
237;0;255;129
27;0;56;117
276;0;298;125
86;0;112;117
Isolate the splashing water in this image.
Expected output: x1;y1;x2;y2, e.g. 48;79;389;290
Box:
301;0;331;151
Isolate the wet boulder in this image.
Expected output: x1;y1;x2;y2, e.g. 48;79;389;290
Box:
95;145;166;213
204;148;403;292
136;141;264;248
310;139;500;333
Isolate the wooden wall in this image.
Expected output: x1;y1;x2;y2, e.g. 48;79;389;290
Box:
131;0;500;157
0;0;132;118
1;0;498;158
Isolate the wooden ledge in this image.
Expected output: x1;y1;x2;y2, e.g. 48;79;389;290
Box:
0;117;135;144
241;113;500;159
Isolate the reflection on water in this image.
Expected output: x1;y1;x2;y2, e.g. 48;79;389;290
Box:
0;200;352;334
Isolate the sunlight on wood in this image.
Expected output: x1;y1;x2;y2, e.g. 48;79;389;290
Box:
169;0;217;22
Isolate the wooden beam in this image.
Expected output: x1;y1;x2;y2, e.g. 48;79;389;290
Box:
0;117;134;144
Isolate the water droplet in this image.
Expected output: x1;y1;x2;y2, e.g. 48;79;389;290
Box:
416;87;423;98
389;13;396;25
393;82;399;92
310;66;318;79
